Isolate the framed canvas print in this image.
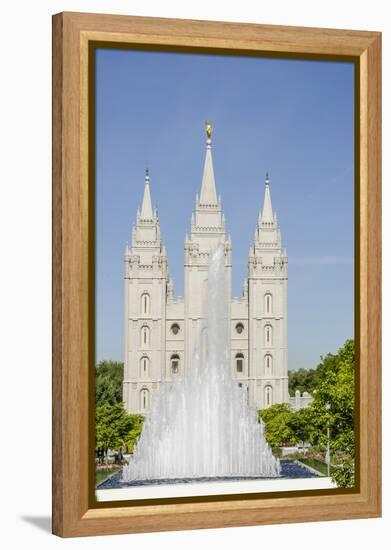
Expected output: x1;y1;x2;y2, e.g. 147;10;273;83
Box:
52;12;381;537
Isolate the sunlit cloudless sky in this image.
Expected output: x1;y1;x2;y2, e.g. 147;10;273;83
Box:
96;49;354;370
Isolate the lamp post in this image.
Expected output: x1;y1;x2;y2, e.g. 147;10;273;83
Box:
326;402;331;477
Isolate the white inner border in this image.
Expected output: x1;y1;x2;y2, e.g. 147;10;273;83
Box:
96;477;335;502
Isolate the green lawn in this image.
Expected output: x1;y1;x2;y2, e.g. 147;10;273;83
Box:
95;467;119;486
299;457;333;476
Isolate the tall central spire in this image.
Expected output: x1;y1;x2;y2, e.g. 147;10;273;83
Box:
187;122;227;254
199;121;218;206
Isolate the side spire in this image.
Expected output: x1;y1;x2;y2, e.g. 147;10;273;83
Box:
261;172;274;223
199;121;218;206
140;168;154;219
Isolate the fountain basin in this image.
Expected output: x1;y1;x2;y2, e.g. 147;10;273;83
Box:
99;460;318;489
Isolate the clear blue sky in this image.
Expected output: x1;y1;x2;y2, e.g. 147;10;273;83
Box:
96;49;354;371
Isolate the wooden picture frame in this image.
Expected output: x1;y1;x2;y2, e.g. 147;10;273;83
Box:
52;11;381;537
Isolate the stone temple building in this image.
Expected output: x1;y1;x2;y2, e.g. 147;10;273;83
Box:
123;124;291;414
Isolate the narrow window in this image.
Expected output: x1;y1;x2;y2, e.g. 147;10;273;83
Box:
171;354;180;374
140;389;149;411
141;326;150;348
265;324;272;345
236;353;244;373
265;293;272;314
141;293;150;315
265;354;272;374
140;356;149;377
265;385;273;407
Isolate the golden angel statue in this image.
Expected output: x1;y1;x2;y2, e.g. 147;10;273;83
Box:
205;121;212;139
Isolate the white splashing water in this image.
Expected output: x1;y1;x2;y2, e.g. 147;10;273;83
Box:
122;244;280;480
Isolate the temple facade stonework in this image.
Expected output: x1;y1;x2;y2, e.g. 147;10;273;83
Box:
123;127;290;414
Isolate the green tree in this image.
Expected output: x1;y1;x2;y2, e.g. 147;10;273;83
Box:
95;402;143;452
309;340;355;487
124;414;144;453
259;403;298;448
331;457;355;488
288;368;318;396
288;406;318;444
94;360;144;456
260;340;355;488
95;360;124;407
307;340;355;452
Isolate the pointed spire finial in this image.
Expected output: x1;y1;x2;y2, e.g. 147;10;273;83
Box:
199;122;218;206
265;172;270;186
260;172;274;223
140;169;153;219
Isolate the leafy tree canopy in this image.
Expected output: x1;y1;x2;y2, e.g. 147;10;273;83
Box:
95;360;144;454
95;402;143;452
288;368;318;396
308;339;355;457
259;404;298;448
95;360;124;407
261;339;355;488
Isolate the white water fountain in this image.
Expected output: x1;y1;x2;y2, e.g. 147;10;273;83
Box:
122;244;280;481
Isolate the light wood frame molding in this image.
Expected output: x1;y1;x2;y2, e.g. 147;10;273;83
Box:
52;11;381;538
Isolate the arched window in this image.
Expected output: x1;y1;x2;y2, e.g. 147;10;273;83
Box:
170;354;180;374
264;324;273;345
141;325;150;348
264;292;272;314
265;354;273;375
140;356;149;377
264;385;273;408
141;293;150;315
140;388;149;411
236;353;244;373
235;322;244;334
171;323;180;335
